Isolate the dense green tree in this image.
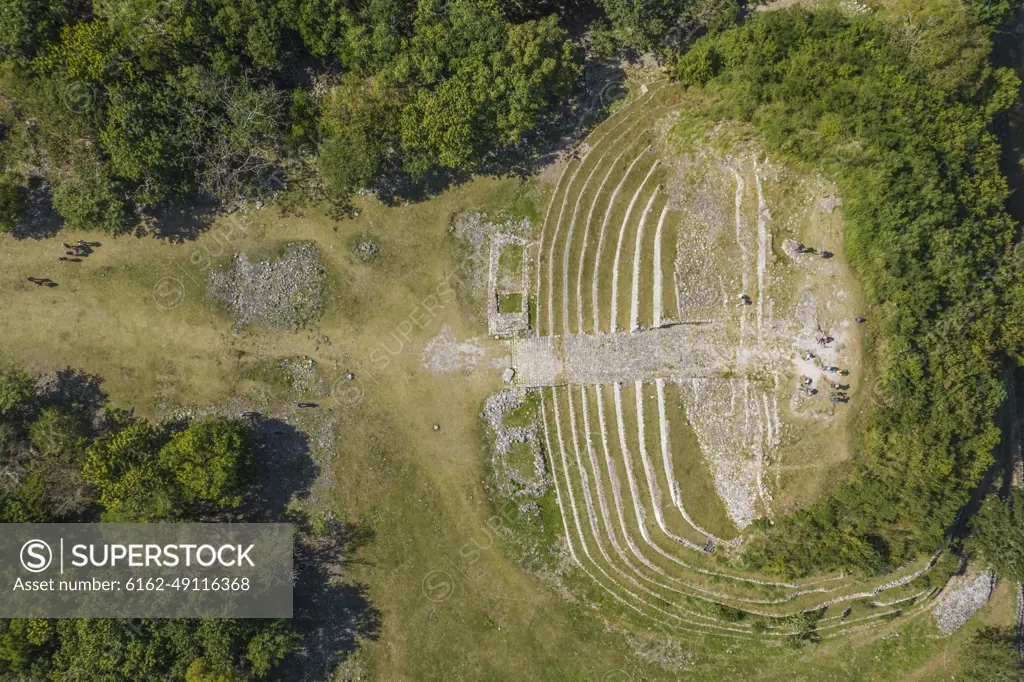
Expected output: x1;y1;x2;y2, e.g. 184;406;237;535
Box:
316;74;397;196
10;408;92;521
399;7;579;176
594;0;741;52
0;618;53;680
317;126;388;196
186;657;245;682
82;420;173;520
0;366;35;421
99;77;192;204
494;16;581;143
0;172;26;233
0;0;585;228
50;157;130;234
0;366;301;681
0;377;96;523
29;407;86;457
199;0;294;69
966;490;1024;581
0;0;83;63
77;413;257;517
159;416;253;508
965;0;1015;30
41;617;296;682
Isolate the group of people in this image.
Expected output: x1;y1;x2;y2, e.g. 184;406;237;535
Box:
26;238;101;288
798;377;818;396
800;371;852;402
57;239;94;262
800;325;855;404
794;242;834;259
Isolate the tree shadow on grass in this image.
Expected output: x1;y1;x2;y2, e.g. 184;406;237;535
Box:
12;185;63;240
277;521;382;681
35;368;109;428
241;414;320;521
235;414;381;679
990;11;1024;226
145;196;222;242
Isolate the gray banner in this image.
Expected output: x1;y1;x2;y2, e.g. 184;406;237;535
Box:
0;524;292;618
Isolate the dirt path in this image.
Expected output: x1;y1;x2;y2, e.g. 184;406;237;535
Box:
512;322;777;387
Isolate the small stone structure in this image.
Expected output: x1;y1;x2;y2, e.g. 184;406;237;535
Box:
487;234;530;338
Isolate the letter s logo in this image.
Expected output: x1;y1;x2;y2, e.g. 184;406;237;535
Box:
20;540;52;573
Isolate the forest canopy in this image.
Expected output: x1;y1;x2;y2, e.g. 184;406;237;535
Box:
0;0;752;235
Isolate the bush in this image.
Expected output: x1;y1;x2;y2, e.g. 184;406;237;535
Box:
0;173;26;233
50;160;129;234
159;417;254;508
0;366;36;421
966;491;1024;581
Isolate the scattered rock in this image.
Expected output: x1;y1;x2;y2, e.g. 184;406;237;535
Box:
933;569;995;634
482;389;548;496
207;242;326;331
350;236;379;263
422;325;485;374
818;195;842;214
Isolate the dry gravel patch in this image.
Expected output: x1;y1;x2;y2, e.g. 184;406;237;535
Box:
207;241;326;331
